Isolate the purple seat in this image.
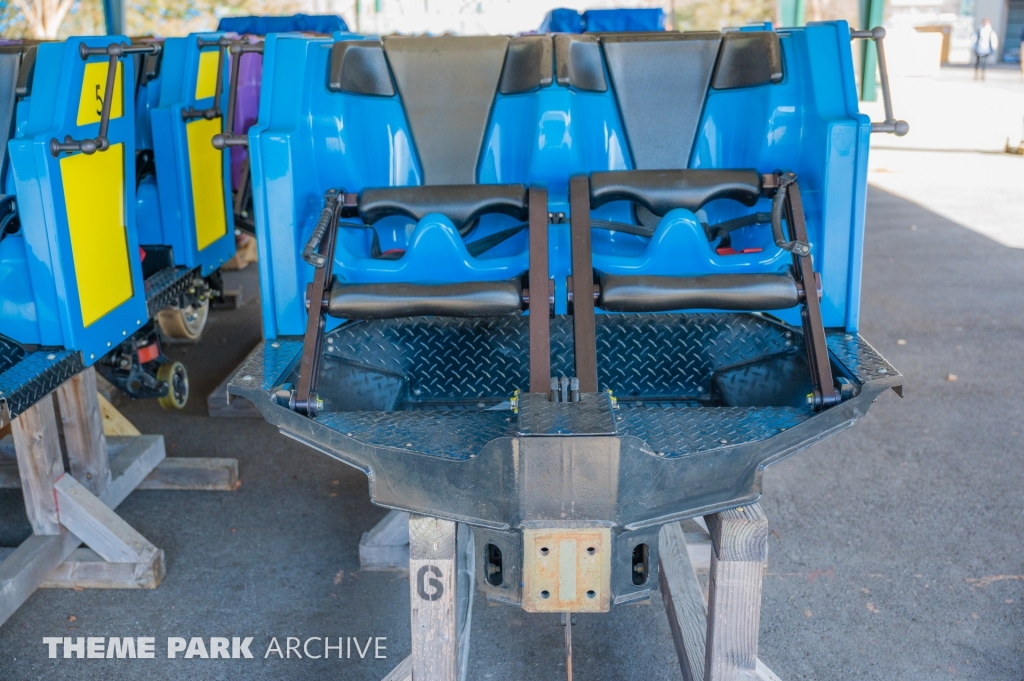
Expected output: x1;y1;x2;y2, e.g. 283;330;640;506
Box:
230;39;263;191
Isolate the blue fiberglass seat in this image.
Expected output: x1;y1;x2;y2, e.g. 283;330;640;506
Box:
0;38;175;421
250;34;557;411
554;27;870;410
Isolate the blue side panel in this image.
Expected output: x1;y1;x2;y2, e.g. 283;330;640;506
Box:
5;37;147;364
151;33;236;276
691;23;869;330
252;36;421;338
135;176;163;244
539;8;584;33
218;14;349;35
0;233;40;343
582;9;665;32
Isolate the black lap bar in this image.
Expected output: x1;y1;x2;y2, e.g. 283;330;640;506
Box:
597;273;799;312
589;169;762;215
328;279;525;319
359;184;528;232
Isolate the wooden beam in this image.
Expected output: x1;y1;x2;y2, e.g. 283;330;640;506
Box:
0;532;79;624
381;655;413;681
56;369;111;496
105;436;166;502
659;518;783;681
360;510;410;571
137;457;240;491
40;548;164;589
659;521;708;681
1;435;162;621
704;504;769;681
409;515;459;681
97;393;141;436
11;396;64;535
54;475;160;564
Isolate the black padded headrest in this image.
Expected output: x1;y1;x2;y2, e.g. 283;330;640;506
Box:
0;45;37;98
600;32;722;170
589;169;762;214
499;35;553;95
359;183;528;231
712;31;783;90
554;34;606;92
328;40;395;96
383;35;509;185
0;49;29;190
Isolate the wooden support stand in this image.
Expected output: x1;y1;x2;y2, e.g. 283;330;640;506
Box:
660;504;782;681
372;504;782;681
0;368;239;626
379;514;473;681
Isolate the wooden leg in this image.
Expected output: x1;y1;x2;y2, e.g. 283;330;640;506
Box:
360;510;410;571
57;369;112;496
408;515;459;681
10;395;64;535
660;511;782;681
660;521;708;681
704;504;769;681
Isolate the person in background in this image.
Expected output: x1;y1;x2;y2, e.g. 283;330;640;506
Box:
1019;22;1024;82
974;18;998;80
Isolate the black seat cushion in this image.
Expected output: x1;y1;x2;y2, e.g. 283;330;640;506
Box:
359;184;528;232
328;279;525;319
597;272;799;312
589;169;761;214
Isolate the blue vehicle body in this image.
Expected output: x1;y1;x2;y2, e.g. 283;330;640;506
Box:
250;23;870;340
2;37;147;363
146;33;235;277
540;8;666;33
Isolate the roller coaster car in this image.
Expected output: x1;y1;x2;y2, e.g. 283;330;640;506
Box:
230;25;906;611
0;37;192;423
132;33;236;343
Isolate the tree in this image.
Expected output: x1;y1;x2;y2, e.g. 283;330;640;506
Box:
11;0;75;37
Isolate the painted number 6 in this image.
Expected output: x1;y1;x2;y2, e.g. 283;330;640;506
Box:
416;565;444;601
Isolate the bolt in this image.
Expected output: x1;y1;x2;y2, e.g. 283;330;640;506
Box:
46;354;56;360
877;367;887;374
271;342;280;348
241;375;253;381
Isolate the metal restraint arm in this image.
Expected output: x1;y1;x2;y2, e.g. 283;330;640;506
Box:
212;40;264;150
50;42;162;157
293;189;355;417
181;37;230;123
763;171;839;409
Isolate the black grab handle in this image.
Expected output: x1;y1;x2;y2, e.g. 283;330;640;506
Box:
50;42;161;158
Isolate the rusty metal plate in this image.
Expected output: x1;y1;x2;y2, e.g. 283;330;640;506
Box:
522;527;611;613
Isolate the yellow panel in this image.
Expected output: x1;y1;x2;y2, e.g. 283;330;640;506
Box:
76;61;123;127
186;117;228;250
194;50;220;101
60;144;133;327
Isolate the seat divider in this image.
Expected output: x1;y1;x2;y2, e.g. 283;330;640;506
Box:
528;186;551;394
569;175;599;393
